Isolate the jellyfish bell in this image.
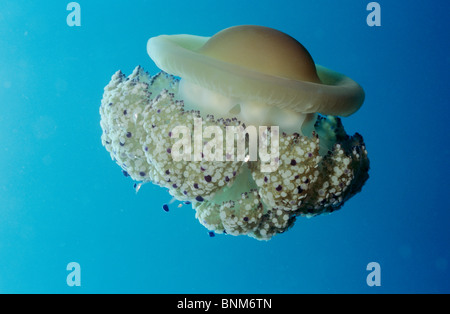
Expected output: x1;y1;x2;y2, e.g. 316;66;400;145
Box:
147;25;365;134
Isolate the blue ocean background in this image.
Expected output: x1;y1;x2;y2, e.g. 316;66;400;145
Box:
0;0;448;293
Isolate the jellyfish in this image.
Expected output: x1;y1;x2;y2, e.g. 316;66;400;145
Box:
99;25;369;240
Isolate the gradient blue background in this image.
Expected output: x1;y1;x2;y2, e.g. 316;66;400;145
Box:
0;0;448;293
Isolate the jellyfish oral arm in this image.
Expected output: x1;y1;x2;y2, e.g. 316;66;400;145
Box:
178;79;237;118
178;78;314;134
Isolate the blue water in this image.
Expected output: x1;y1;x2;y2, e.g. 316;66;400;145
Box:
0;0;448;293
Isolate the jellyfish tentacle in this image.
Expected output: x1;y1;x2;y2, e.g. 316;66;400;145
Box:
195;189;264;237
100;68;155;182
250;130;322;211
101;68;245;202
296;116;370;217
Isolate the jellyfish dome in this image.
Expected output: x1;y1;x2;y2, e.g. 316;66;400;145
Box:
99;25;370;240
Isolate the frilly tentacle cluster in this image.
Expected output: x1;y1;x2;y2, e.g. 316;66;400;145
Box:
100;66;369;240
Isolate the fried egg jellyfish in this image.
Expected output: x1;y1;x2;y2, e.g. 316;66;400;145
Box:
100;25;369;240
